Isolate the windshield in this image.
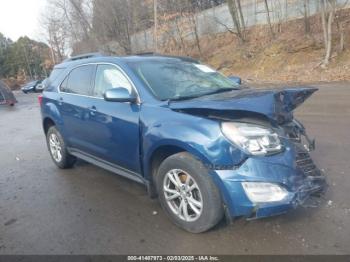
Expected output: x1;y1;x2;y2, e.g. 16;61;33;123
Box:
128;60;239;100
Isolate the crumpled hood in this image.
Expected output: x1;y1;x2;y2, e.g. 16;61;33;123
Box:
168;87;318;124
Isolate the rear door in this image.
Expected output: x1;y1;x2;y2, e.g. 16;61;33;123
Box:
88;64;141;173
58;64;97;154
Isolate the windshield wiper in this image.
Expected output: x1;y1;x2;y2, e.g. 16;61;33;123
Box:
168;94;204;101
199;87;239;97
168;87;239;102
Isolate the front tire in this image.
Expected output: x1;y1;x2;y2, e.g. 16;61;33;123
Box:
46;126;76;169
156;152;224;233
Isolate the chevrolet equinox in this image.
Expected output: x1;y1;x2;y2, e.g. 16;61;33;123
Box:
40;53;326;233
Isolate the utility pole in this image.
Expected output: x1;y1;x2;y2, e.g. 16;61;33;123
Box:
153;0;158;52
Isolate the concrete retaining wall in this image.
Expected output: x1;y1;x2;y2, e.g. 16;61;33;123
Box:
130;0;350;52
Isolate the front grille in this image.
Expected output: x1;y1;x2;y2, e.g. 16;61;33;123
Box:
295;147;320;176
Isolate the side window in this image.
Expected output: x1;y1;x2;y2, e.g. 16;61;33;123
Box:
60;65;94;95
60;76;68;92
93;64;133;98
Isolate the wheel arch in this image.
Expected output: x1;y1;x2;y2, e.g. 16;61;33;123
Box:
43;117;56;134
41;99;64;135
143;141;214;197
149;145;185;179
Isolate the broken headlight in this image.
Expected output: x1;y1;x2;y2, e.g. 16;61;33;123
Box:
221;122;283;156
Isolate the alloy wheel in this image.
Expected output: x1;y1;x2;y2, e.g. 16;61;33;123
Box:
163;169;203;222
49;133;62;162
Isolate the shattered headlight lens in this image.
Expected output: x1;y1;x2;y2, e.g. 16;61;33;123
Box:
221;122;282;156
242;182;288;203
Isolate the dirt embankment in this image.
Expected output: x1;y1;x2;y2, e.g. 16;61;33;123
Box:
165;9;350;84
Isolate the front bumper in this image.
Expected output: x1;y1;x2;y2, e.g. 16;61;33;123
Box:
247;176;326;219
213;145;327;220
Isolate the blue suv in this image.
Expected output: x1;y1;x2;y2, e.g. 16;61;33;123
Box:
40;53;326;233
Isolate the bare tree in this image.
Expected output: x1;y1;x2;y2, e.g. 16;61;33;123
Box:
338;19;350;51
92;0;132;54
236;0;245;33
173;17;187;52
155;0;204;56
41;0;97;57
40;2;70;63
68;0;93;40
333;0;350;52
227;0;244;42
270;0;284;33
185;1;203;57
263;0;275;39
303;0;311;35
320;0;335;67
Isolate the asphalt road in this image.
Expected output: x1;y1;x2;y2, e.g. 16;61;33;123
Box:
1;83;350;255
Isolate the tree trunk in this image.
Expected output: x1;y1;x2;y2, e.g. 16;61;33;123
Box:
264;0;275;39
236;0;245;31
323;10;333;65
321;0;335;67
49;46;56;65
69;0;92;40
340;30;344;51
303;0;311;35
321;0;328;49
174;18;187;53
189;15;202;58
227;0;244;42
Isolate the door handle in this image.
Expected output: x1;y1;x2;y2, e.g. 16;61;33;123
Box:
58;97;63;105
90;106;97;115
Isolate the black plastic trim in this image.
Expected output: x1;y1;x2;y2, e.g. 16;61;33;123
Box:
68;147;146;185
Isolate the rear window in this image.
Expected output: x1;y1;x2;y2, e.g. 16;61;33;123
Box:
49;68;64;82
60;65;94;96
44;68;65;91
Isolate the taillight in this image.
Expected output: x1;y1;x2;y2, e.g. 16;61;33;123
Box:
38;95;43;106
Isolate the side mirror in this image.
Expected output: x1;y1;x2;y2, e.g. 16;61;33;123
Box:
104;88;137;103
228;76;242;85
36;84;44;91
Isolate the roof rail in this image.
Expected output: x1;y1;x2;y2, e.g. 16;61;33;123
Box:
63;52;105;62
134;52;200;64
169;55;200;64
135;52;159;56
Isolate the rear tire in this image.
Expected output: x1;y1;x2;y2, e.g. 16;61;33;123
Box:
156;152;223;233
46;126;76;169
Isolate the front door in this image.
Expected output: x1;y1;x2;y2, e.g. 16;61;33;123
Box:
88;64;141;174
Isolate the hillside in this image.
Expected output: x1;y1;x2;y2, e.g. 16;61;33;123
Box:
165;9;350;84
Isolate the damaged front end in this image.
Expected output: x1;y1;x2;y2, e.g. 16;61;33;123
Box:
169;86;327;220
249;120;327;219
214;119;327;220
